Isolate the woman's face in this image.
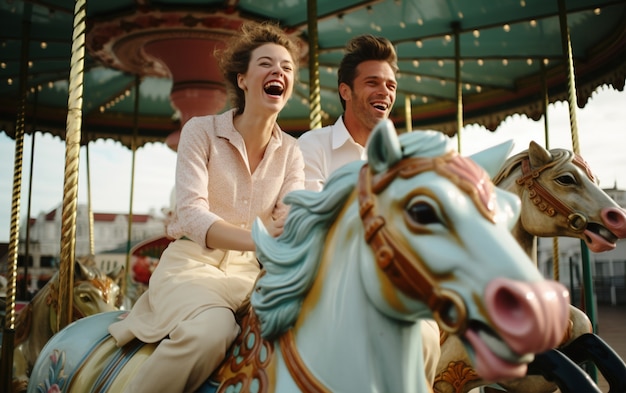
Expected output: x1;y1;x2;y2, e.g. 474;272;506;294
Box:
237;43;295;115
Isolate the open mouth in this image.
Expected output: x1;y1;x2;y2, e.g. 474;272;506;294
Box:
264;81;284;96
586;222;618;244
371;101;389;112
462;320;533;381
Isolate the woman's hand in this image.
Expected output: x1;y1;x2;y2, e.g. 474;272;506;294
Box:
265;215;286;238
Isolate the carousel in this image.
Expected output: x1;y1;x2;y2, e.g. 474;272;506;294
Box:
1;1;625;392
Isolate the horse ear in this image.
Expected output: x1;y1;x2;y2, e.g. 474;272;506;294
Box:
109;264;125;285
74;259;95;281
527;140;553;168
468;139;514;178
367;119;403;174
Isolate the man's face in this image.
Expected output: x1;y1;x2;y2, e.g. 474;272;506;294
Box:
341;60;397;131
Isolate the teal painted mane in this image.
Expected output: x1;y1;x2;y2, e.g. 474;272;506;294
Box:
251;160;361;339
251;130;452;339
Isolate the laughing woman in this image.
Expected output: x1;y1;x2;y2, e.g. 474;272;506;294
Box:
108;21;304;393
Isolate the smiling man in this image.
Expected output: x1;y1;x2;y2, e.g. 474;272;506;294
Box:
298;35;398;191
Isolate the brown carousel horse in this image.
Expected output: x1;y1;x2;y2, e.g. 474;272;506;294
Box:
434;141;626;393
4;257;123;393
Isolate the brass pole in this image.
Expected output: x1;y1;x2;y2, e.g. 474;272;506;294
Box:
558;1;596;381
22;90;38;299
541;61;550;151
0;3;32;390
57;0;88;331
86;142;95;256
307;0;322;130
453;22;463;153
541;61;561;280
404;95;412;132
123;75;140;298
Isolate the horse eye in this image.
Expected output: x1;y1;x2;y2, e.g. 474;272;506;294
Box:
79;294;93;303
555;174;577;186
406;201;440;225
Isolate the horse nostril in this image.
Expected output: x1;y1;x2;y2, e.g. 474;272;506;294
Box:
492;287;524;319
485;278;536;338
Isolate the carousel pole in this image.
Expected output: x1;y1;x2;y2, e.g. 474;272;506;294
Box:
0;6;32;390
57;0;88;331
85;142;95;257
0;3;32;390
122;75;140;299
22;90;38;299
541;61;550;151
558;0;597;379
307;0;322;130
541;61;561;280
404;95;412;132
453;22;463;153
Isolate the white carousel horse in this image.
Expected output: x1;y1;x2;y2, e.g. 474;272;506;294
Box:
435;141;626;393
26;121;570;393
3;258;123;393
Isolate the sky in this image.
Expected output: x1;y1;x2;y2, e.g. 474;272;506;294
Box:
0;86;625;243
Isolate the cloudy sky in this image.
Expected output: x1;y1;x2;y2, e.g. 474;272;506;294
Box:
1;86;625;242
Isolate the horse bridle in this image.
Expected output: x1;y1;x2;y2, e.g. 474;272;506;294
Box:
515;156;592;232
279;154;477;392
357;155;469;335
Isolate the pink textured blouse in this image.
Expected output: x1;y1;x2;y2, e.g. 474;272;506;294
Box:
166;109;305;246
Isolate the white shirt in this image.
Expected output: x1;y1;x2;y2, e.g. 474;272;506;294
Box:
297;116;366;191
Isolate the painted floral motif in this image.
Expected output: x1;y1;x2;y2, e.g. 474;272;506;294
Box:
36;349;67;393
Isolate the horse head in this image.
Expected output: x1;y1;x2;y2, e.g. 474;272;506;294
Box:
493;141;626;255
11;258;122;392
252;120;571;392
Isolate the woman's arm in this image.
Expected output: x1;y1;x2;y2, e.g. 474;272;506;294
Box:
205;220;255;251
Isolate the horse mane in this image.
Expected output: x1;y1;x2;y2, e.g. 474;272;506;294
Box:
251;161;362;339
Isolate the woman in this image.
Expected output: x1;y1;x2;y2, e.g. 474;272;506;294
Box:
108;21;304;393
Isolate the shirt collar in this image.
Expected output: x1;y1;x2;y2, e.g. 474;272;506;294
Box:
331;116;357;150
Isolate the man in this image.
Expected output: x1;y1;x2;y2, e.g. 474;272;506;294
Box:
297;34;441;385
298;34;398;191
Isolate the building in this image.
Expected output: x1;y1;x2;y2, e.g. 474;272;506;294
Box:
11;204;166;296
537;186;626;306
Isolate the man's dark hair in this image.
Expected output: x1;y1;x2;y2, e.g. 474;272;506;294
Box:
337;35;398;110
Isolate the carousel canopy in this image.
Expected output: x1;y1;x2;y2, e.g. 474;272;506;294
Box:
0;0;624;149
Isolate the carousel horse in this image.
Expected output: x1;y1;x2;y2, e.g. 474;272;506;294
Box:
27;121;570;393
434;141;626;393
5;258;123;393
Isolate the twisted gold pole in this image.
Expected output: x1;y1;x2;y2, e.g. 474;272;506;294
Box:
453;22;463;153
123;75;140;299
541;61;561;280
307;0;322;130
404;95;412;132
57;0;87;331
558;4;597;381
0;3;32;389
86;142;95;256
